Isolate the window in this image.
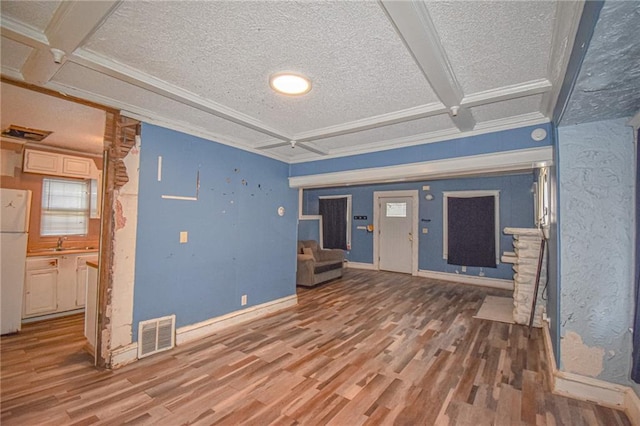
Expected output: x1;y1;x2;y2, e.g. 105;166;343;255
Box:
318;195;352;250
535;167;550;228
41;178;90;236
443;190;500;267
386;202;407;217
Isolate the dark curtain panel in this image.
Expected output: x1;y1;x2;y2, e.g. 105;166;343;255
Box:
319;198;347;250
632;129;640;382
447;196;496;268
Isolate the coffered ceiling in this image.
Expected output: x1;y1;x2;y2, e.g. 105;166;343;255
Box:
0;1;586;161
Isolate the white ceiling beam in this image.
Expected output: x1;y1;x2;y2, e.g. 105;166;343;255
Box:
295;103;446;143
379;0;475;132
1;16;50;49
462;79;553;108
71;49;294;142
20;1;122;85
541;1;585;117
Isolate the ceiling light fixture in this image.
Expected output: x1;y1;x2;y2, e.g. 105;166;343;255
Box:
269;72;311;96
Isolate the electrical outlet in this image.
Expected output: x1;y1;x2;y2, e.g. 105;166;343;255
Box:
461;266;467;272
241;295;247;306
180;231;188;243
422;228;428;234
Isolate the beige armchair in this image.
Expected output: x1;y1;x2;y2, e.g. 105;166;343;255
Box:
296;240;344;287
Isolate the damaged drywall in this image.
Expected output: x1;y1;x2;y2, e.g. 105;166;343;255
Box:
560;331;604;376
558;118;635;386
102;135;140;363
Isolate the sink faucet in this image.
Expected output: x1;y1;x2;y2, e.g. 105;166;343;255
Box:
56;236;67;250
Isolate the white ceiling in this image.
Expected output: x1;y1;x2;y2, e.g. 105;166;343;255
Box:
0;1;590;161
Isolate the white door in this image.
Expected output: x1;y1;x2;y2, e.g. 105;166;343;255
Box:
378;197;413;273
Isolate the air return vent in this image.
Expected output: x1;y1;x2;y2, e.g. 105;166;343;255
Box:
137;315;176;359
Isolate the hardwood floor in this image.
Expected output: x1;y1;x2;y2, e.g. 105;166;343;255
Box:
1;269;631;425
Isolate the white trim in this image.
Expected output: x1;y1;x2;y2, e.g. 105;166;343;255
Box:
21;308;84;323
110;342;138;369
442;190;500;265
176;295;298;346
318;195;352;250
289;147;553;189
541;324;640;420
345;261;377;270
379;0;475;131
418;269;514;291
289;114;549;164
374;190;419;275
461;79;552;108
72;48;293;142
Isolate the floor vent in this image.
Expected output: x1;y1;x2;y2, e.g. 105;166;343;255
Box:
138;314;176;359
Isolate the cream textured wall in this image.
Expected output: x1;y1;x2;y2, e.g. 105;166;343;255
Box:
558;118;635;386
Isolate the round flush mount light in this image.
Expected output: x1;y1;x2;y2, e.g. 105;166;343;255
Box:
269;72;311;96
531;128;547;142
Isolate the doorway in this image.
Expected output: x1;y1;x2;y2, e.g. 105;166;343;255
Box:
374;190;419;275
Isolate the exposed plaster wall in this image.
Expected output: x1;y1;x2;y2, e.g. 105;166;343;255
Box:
107;136;140;353
558;118;634;384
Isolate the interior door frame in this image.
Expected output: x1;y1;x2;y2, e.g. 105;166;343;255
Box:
373;190;419;276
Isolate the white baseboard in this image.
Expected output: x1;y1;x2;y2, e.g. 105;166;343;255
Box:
110;342;138;368
418;269;514;290
541;324;640;421
176;294;298;346
345;261;377;270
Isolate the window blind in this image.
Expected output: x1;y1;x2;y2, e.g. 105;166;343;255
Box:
41;178;89;236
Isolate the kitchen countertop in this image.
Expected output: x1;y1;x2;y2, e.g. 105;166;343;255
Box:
27;248;99;257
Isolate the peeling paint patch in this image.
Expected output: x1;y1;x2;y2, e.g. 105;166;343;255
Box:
115;199;127;230
561;331;604;377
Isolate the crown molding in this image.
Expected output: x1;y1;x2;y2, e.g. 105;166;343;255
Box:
380;0;475;131
289;146;553;189
44;80;290;164
290;113;549;164
295;102;446;143
0;15;49;48
461;79;552;108
70;49;293;142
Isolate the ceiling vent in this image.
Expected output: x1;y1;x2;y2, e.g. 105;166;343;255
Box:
138;314;176;359
1;125;52;142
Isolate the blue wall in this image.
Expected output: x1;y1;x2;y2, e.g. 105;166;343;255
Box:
302;173;534;279
290;123;553;176
557;118;636;387
133;124;298;339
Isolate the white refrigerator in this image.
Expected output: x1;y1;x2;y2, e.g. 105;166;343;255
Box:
1;188;32;335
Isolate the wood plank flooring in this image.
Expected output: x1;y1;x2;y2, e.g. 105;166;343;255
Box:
1;269;631;425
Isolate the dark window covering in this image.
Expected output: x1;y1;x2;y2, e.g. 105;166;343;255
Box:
319;198;347;250
447;196;497;268
632;128;640;382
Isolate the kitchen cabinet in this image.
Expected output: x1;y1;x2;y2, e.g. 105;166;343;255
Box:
24;252;98;318
24;258;58;317
23;148;99;179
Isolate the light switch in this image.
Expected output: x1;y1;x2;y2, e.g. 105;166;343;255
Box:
422;228;428;234
422;185;430;191
180;231;188;243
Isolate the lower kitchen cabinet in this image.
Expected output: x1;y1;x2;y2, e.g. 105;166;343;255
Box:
24;252;98;319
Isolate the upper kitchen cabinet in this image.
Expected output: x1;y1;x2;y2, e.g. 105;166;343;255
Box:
23;148;100;179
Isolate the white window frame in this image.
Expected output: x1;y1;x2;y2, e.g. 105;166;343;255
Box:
41;177;90;236
442;190;500;265
318;194;352;250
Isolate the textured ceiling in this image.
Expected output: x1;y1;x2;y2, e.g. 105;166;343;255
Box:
561;1;640;125
0;0;627;162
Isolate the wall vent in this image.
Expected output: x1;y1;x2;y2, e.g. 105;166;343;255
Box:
138;314;176;359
